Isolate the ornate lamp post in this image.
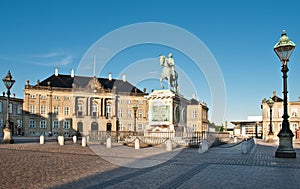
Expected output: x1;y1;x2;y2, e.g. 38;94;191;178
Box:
2;71;15;144
132;104;138;133
266;97;274;135
274;30;296;158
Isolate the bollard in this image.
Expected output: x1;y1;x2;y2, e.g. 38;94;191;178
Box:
107;137;112;148
40;135;45;144
73;135;77;144
58;136;64;146
166;139;172;151
233;136;237;143
202;139;209;152
82;136;87;147
198;139;209;153
135;138;140;150
242;141;247;154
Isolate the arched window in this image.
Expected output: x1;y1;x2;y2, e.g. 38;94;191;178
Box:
92;103;98;117
77;102;83;116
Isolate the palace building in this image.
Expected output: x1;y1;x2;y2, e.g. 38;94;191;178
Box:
22;68;148;137
19;68;209;137
0;95;23;136
261;91;300;141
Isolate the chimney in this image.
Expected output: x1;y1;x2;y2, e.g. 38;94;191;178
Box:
71;68;75;78
192;94;197;99
55;67;58;76
122;74;126;82
273;91;276;97
108;73;112;81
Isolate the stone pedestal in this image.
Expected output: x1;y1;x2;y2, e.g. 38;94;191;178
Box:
82;137;87;147
106;137;112;148
2;128;14;144
275;136;296;158
135;138;140;150
40;135;45;144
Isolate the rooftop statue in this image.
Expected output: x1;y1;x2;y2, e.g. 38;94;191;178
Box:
158;53;178;93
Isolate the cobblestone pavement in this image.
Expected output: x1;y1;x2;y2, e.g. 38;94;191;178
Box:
0;139;300;189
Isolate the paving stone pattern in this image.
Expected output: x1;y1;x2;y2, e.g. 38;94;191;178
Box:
0;140;300;189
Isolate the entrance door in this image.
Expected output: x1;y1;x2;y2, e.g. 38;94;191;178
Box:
106;123;112;131
91;122;98;139
77;122;83;136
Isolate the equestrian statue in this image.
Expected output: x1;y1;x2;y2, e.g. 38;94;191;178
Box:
158;53;179;93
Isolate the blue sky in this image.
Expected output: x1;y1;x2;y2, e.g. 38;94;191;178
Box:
1;0;300;125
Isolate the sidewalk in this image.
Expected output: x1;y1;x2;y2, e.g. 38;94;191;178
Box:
0;139;299;188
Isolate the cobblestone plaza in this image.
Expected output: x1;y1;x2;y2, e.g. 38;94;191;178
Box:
0;139;300;188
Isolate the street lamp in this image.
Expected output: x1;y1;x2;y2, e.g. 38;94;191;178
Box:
2;71;15;144
132;104;138;133
266;97;274;135
274;30;296;158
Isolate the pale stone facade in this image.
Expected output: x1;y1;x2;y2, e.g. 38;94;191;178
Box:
21;69;209;137
22;70;148;137
261;91;300;141
0;95;23;136
186;98;209;132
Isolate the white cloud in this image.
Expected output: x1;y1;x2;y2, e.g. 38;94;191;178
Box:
27;52;73;67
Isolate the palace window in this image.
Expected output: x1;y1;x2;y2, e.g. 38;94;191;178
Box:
138;124;143;131
29;119;36;128
29;105;35;114
54;96;60;100
292;123;299;131
64;106;70;116
119;123;124;131
291;108;298;117
63;120;70;129
40;120;46;129
106;104;111;118
17;105;22;114
192;109;197;118
77;103;83;116
64;96;70;101
192;124;197;131
40;105;47;115
30;94;36;99
53;120;59;129
92;103;98;117
127;123;132;131
127;110;132;118
54;106;59;115
118;109;123;118
40;95;47;99
138;109;143;118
